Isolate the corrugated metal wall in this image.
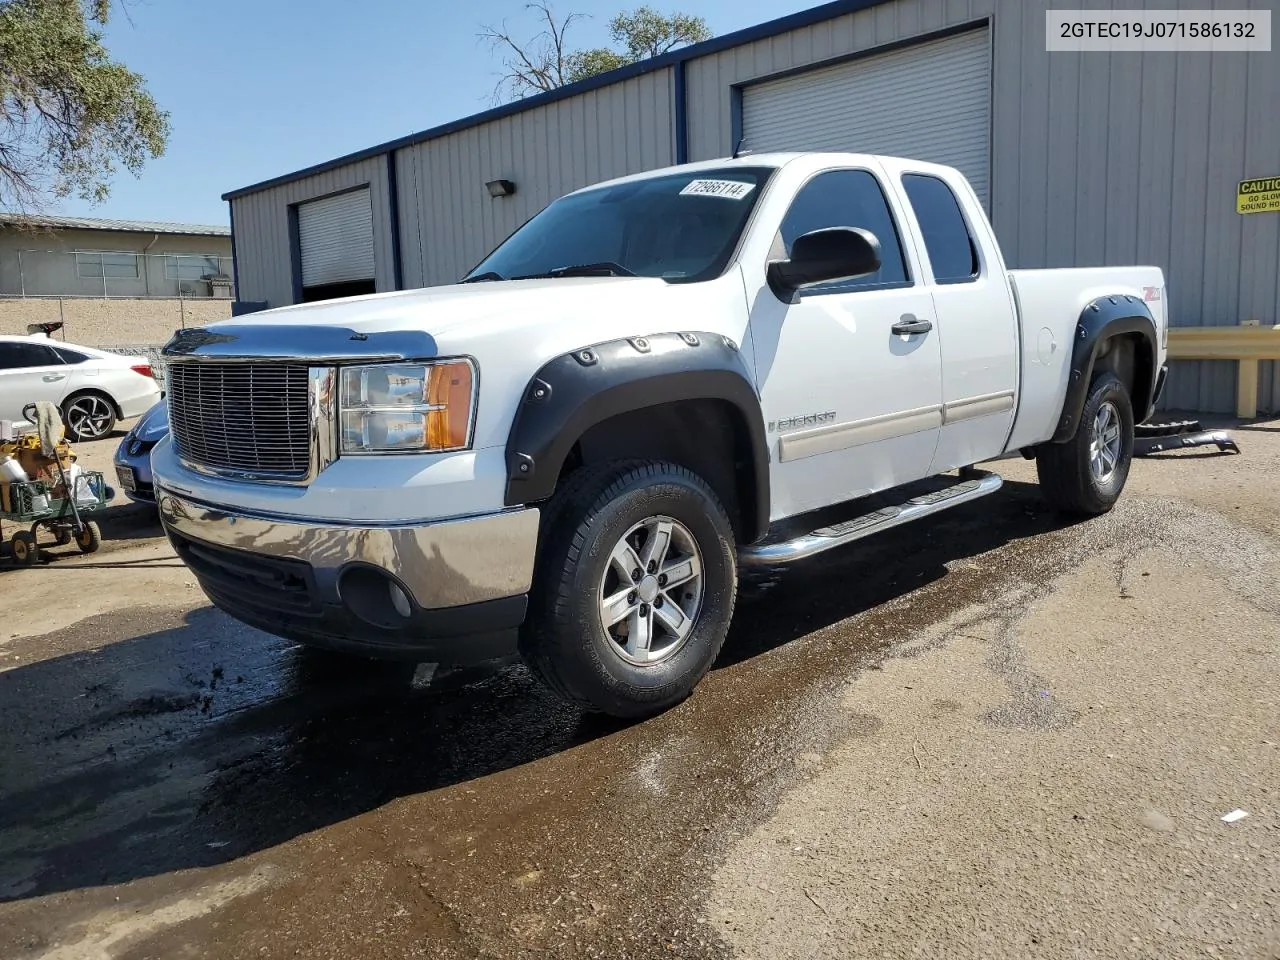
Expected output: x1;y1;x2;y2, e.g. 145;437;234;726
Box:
229;0;1278;413
396;69;675;288
230;157;394;309
991;0;1278;413
684;0;1278;413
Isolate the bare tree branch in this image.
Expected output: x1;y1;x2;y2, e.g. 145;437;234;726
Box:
480;4;713;104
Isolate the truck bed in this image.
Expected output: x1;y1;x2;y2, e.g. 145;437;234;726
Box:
1005;266;1167;452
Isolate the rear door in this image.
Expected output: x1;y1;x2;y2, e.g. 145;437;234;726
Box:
0;341;71;422
891;167;1018;472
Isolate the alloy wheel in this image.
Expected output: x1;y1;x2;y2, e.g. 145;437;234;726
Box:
597;515;705;666
1089;400;1122;483
66;396;113;440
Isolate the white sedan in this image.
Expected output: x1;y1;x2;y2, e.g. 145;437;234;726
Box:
0;335;161;441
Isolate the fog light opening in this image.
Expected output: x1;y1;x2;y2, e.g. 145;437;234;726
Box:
338;566;415;630
389;582;412;619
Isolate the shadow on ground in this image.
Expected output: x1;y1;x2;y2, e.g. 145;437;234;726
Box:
0;478;1071;901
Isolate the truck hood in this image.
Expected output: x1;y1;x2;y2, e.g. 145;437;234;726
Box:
202;273;749;451
224;277;681;346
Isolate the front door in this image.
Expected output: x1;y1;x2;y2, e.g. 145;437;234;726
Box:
0;341;71;423
746;166;943;521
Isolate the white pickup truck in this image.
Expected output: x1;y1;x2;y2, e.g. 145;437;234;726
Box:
154;152;1168;717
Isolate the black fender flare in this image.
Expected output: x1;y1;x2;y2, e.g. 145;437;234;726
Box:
503;331;771;542
1051;295;1159;443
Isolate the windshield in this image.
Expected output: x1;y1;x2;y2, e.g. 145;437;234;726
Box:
463;166;775;284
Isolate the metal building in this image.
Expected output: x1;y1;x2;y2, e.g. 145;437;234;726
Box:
224;0;1279;414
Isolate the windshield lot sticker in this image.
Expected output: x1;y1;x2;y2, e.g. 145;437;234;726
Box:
680;179;756;200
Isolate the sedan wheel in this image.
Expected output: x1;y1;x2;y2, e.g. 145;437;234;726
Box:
63;395;116;441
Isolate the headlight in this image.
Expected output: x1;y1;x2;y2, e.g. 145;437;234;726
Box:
339;360;475;454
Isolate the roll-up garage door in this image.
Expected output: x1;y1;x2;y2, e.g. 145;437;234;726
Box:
298;188;375;287
742;28;991;206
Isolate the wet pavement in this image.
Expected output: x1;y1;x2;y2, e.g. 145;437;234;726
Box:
1;422;1276;959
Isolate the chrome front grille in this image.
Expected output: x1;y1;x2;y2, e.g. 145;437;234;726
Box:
167;362;312;478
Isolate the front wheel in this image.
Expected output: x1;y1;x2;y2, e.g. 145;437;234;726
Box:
75;521;102;554
1036;371;1134;515
10;531;40;566
521;461;738;718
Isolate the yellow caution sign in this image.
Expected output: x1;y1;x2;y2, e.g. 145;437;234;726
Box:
1238;176;1280;214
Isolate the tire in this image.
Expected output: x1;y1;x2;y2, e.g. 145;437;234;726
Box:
521;460;738;718
10;531;39;566
62;392;117;442
75;521;102;554
1036;371;1134;515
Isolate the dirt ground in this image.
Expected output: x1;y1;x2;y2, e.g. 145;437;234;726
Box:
0;418;1276;959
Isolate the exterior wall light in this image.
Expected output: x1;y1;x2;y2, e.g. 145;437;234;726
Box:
485;179;516;198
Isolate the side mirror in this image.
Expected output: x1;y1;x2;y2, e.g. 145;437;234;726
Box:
767;227;882;296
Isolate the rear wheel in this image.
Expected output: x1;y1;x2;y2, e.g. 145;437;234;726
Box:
521;461;737;718
1037;371;1134;515
63;393;117;442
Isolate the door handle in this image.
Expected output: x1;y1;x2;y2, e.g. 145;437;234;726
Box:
42;374;66;382
892;315;933;336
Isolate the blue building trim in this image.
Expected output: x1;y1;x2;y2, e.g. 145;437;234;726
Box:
729;85;744;157
673;59;689;165
386;152;404;290
222;0;896;201
227;200;240;301
287;204;303;304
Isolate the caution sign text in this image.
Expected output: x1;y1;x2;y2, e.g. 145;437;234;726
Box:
1238;176;1280;214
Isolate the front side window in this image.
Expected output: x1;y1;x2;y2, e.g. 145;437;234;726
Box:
775;169;910;293
901;174;979;284
463;167;775;284
0;342;62;370
76;251;140;280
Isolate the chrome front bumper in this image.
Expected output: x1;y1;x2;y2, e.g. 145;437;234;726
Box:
157;488;540;660
159;489;538;608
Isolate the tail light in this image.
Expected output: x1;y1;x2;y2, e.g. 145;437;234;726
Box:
131;364;154;379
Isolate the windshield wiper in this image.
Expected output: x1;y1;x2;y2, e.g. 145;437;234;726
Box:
518;261;638;280
461;271;504;283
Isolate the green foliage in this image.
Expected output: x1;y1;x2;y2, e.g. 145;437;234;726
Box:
564;47;630;84
608;6;711;61
0;0;169;210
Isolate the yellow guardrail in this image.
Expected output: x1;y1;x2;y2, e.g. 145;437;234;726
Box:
1167;321;1280;418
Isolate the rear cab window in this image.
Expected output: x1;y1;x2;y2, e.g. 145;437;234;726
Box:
774;168;912;294
900;174;980;284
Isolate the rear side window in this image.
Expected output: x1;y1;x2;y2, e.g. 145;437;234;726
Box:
54;347;91;364
777;169;910;292
901;174;979;284
0;342;62;370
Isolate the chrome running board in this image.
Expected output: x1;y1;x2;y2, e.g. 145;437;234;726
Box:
739;470;1003;568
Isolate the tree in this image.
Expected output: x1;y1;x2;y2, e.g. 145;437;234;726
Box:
481;3;711;102
0;0;169;213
